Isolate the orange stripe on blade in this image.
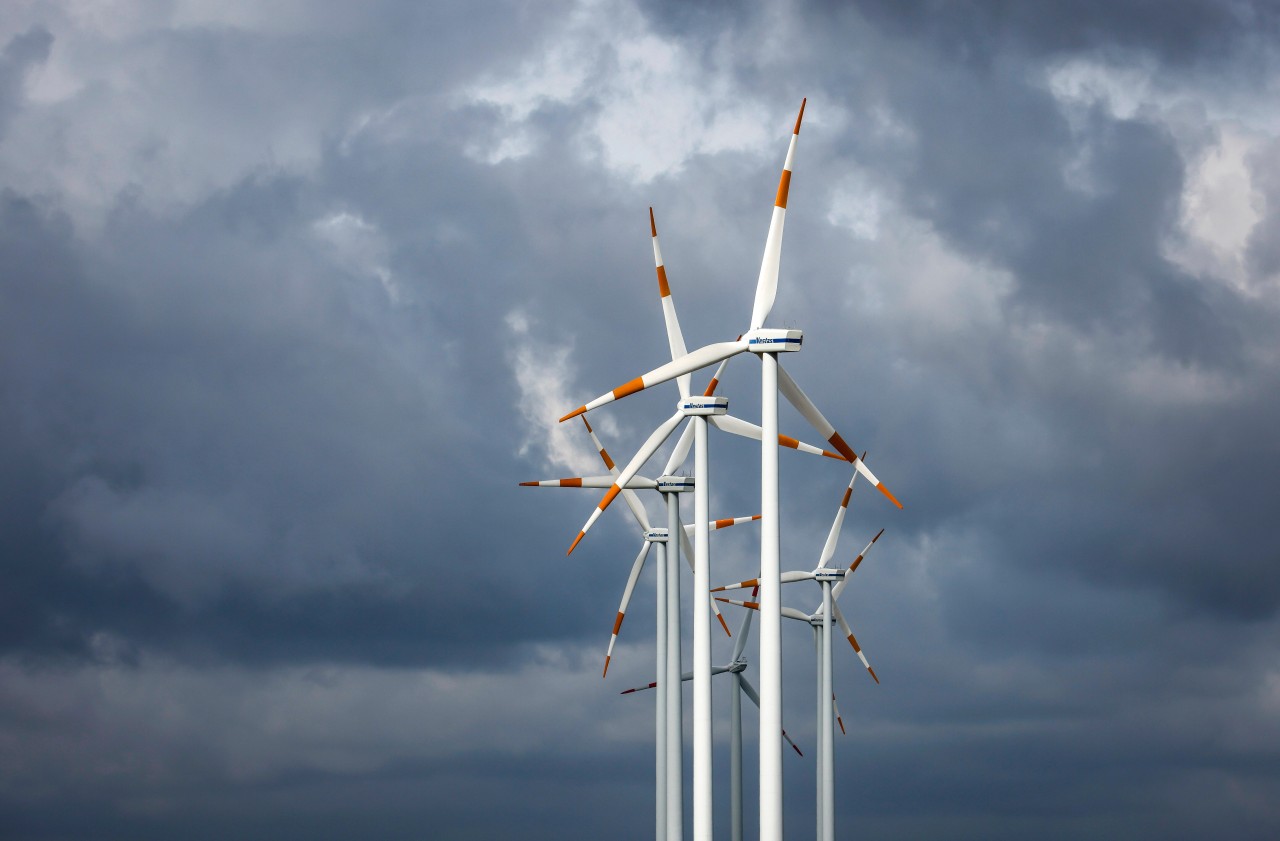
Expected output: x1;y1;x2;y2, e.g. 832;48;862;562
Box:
868;666;880;685
714;517;733;529
876;482;903;509
613;377;645;400
822;449;847;461
599;449;615;470
560;406;587;423
794;97;806;134
827;431;856;463
703;377;719;396
581;415;593;433
775;169;792;209
778;434;800;450
717;612;731;637
602;655;610;678
656;265;670;298
841;487;853;508
519;481;537;487
560;478;583;487
612;612;625;635
598;484;621;511
649;206;657;237
567;531;586;555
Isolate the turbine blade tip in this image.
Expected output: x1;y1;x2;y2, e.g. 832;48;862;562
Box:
717;613;732;637
602;656;610;678
877;482;903;509
519;481;536;487
567;531;586;555
794;98;806;134
792;743;803;757
822;449;849;461
869;667;880;684
560;406;587;423
750;514;761;521
581;415;593;433
649;206;657;236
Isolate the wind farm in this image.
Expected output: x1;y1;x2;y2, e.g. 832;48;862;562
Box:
523;99;903;841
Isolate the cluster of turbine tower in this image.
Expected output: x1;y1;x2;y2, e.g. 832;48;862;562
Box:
521;99;901;841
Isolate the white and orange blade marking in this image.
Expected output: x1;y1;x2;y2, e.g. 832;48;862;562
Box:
711;568;808;593
829;527;884;604
702;358;730;397
832;602;879;684
682;515;761;537
749;98;805;331
816;463;863;569
708;414;845;460
739;674;804;757
567;411;683;554
519;475;658;489
677;526;730;635
604;541;653;677
620;680;659;695
715;597;811;624
832;693;846;735
559;339;748;422
581;416;652;532
650;207;691;399
775;361;902;509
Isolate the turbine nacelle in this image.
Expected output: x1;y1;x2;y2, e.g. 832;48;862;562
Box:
680;395;729;415
812;567;846;582
645;528;670;543
657;475;694;494
745;328;803;354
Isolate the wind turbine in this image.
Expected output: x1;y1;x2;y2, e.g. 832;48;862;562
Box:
713;470;886;841
559;100;902;841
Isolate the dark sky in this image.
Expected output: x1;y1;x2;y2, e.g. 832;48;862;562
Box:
2;1;1279;839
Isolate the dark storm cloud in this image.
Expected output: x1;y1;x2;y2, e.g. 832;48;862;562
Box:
3;1;1280;839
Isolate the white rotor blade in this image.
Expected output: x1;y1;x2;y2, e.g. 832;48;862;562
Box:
560;339;748;422
816;466;861;569
730;586;758;661
581;416;652;532
650;207;691;399
568;411;683;554
519;475;657;489
715;596;811;624
603;541;652;677
619;665;732;694
708;413;845;461
830;527;884;603
701;358;731;397
738;674;805;757
749;98;805;331
832;602;879;684
682;515;761;536
660;420;695;475
776;361;902;509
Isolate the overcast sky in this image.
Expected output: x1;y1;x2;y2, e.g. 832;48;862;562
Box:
2;1;1280;839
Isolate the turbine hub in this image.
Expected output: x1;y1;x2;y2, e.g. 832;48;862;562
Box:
644;528;669;543
813;567;846;581
744;327;803;354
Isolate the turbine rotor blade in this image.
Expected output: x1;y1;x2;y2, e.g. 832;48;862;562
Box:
749;98;805;331
817;467;861;568
680;526;730;635
776;362;902;509
708;414;844;460
703;358;731;396
828;527;885;605
660;420;695;475
581;416;652;532
832;602;879;684
832;693;846;735
519;475;657;489
683;515;761;537
650;207;691;399
604;541;653;677
567;411;684;554
739;674;804;756
560;339;748;422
